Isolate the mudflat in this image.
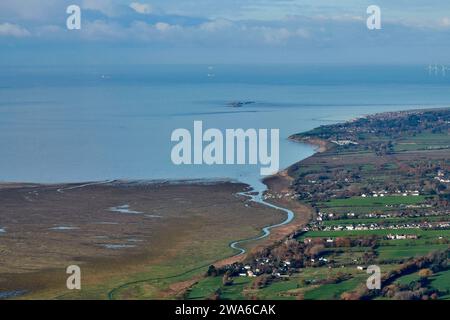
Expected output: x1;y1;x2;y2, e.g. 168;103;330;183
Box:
0;180;287;299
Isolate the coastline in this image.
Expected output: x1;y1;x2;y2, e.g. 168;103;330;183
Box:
160;136;328;298
0;116;335;299
247;136;332;253
0;112;359;300
0;145;322;300
288;134;330;153
198;136;329;266
9;106;446;299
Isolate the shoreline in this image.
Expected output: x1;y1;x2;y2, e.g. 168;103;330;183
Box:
0;132;327;267
0;115;338;300
0;144;320;300
288;135;330;153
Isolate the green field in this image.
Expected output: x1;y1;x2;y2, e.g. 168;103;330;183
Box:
186;277;223;300
255;279;301;300
377;244;449;261
220;278;253;300
430;270;450;299
187;276;253;300
394;133;450;152
322;215;449;226
319;195;427;208
303;275;366;300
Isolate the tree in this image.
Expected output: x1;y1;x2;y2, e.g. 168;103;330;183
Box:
418;268;433;278
206;265;218;277
307;244;325;258
252;275;271;289
222;271;233;286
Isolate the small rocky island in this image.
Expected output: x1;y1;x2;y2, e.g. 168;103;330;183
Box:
226;101;256;108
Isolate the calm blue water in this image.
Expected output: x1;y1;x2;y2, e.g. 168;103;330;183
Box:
1;65;450;190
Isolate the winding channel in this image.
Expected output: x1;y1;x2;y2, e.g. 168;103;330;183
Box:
107;184;295;299
56;180;115;193
230;186;294;256
55;179;294;257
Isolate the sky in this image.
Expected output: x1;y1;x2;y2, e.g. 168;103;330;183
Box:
1;0;450;65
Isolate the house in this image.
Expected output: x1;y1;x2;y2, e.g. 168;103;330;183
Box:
331;140;359;146
247;271;256;277
387;234;417;240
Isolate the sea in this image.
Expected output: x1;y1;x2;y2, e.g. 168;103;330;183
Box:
1;64;450;191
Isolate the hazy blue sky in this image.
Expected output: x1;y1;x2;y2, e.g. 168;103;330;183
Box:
1;0;450;64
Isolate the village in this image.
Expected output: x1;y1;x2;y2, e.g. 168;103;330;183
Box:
191;109;450;300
